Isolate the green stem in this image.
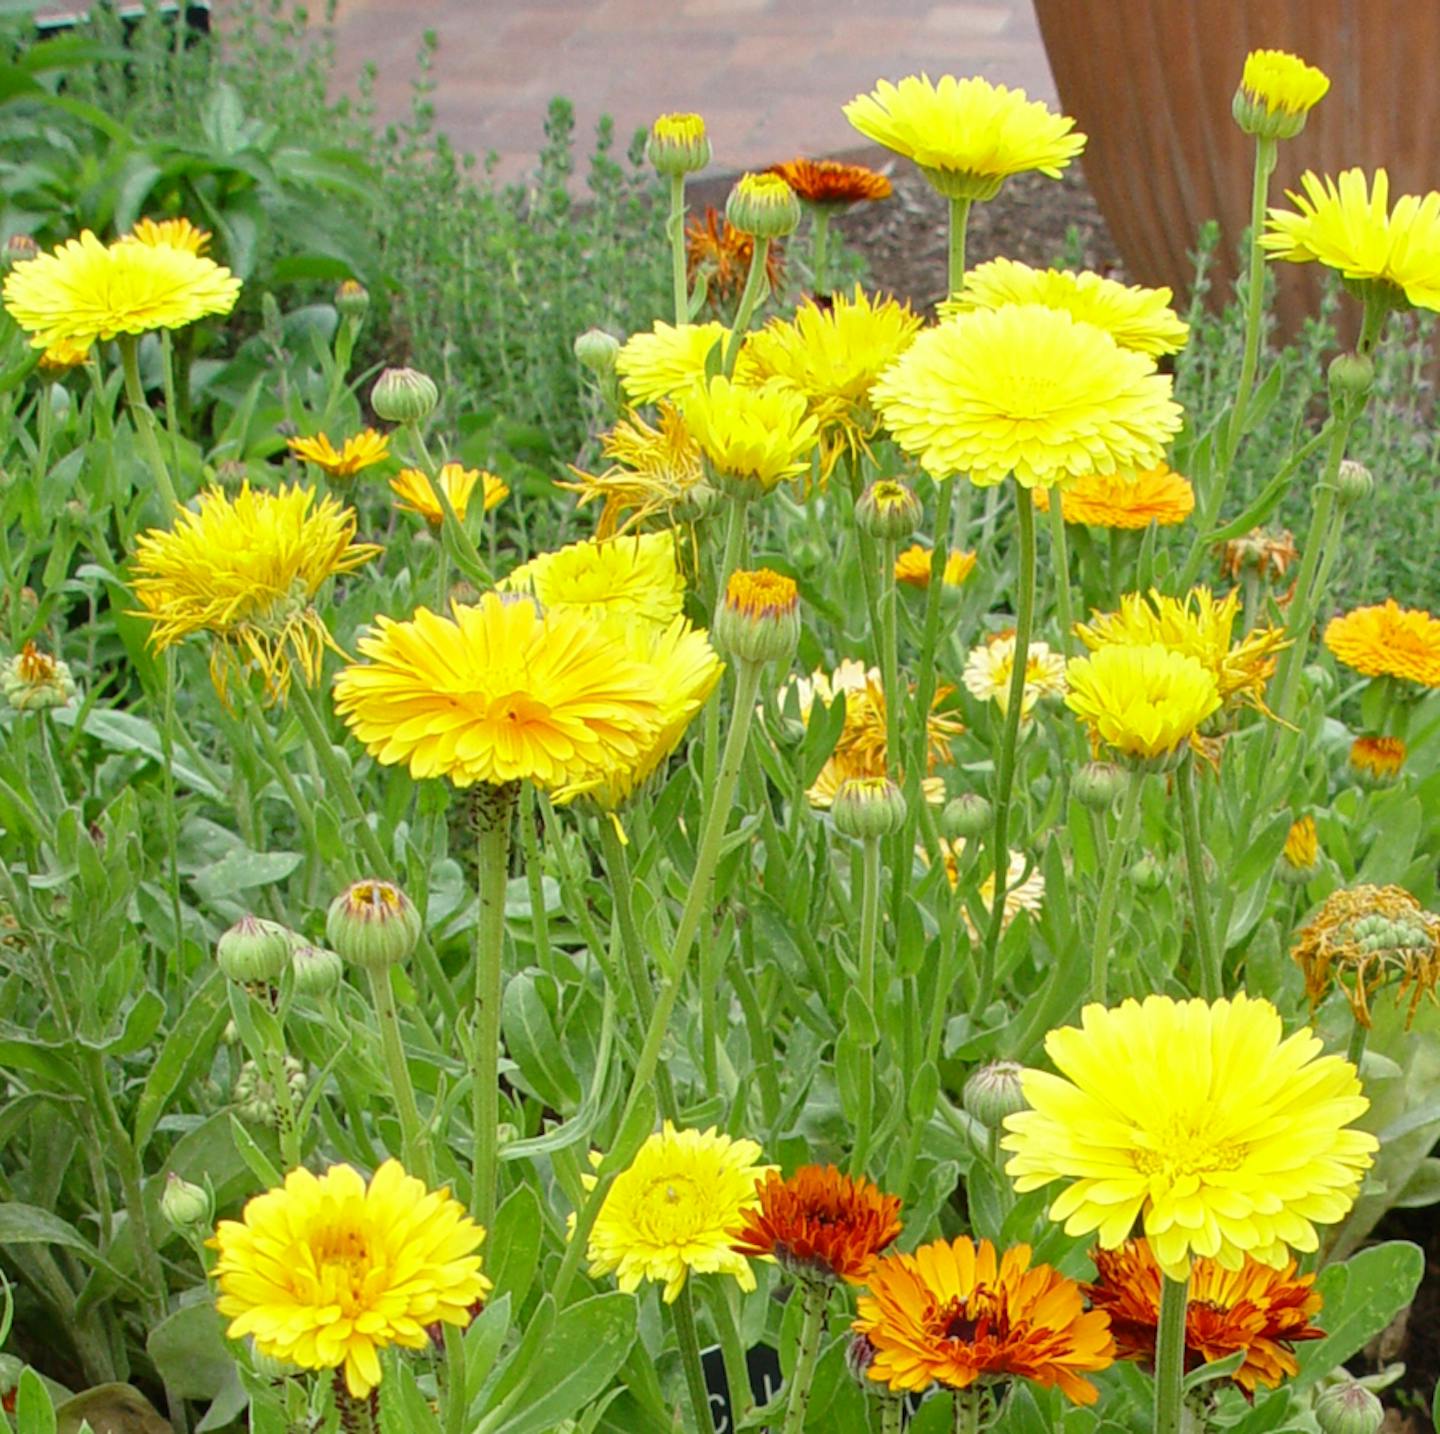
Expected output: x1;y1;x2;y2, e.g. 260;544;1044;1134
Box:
669;173;690;323
947;196;972;298
953;1386;980;1434
1091;769;1146;1003
670;1279;714;1434
472;782;518;1231
849;835;883;1179
704;1280;754;1428
442;1324;468;1434
1175;755;1221;998
880;1396;903;1434
1345;1019;1368;1071
810;207;831;296
977;486;1035;1010
724;236;772;373
517;781;554;982
1223;137;1277;464
1046;496;1076;658
404;422;492;587
366;965;435;1184
117;334;180;515
877;538;901;772
780;1282;829;1434
1153;1273;1191;1434
333;1378;381;1434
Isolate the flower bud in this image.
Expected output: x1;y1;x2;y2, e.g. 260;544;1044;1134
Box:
573;327;620;375
335;278;370;320
647;112;711;178
673;479;722;524
845;1332;877;1387
2;234;37;269
160;1172;213;1232
371;365;439;424
1328;352;1374;405
713;568;801;667
725;172;801;239
962;1059;1028;1127
1314;1381;1383;1434
856;479;921;542
1072;761;1126;812
832;776;907;841
941;793;992;841
290;943;344;998
1304;662;1337;701
326;879;422;971
1335;458;1373;503
1129;852;1166;893
1;641;76;712
1278;814;1319;885
216;915;291;984
1349;734;1405;787
1231;50;1329;141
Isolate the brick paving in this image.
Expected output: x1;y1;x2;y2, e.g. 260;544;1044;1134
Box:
324;0;1055;181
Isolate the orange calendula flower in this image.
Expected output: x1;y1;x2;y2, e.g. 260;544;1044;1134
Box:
287;429;390;479
389;463;508;526
768;157;893;206
1349;734;1405;782
853;1236;1114;1402
686;206;785;309
729;1165;902;1285
1324;599;1440;687
1291;883;1440;1028
894;544;977;588
1085;1240;1323;1394
1033;465;1195;530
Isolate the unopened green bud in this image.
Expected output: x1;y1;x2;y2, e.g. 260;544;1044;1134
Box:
1073;761;1126;812
856;479;922;542
713;568;801;667
326;879;422;971
1336;459;1373;503
1314;1381;1383;1434
290;943;343;997
1129;852;1166;893
832;776;907;841
674;479;722;525
726;172;801;239
216;915;291;984
371;366;438;424
160;1172;213;1231
247;1341;298;1380
648;113;711;178
941;793;992;841
963;1060;1028;1128
1328;352;1374;404
573;327;620;375
335;278;370;320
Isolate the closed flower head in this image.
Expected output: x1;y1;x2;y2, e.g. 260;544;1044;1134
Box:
616;320;730;405
212;1160;489;1397
1002;993;1380;1281
332;592;664;790
726;171;801;239
648;112;710;177
1033;465;1194;529
844;74;1085;200
390;463;507;527
872;305;1181;488
1064;644;1220;763
1324;599;1440;687
1235;49;1330;139
1349;733;1405;783
853;1235;1114;1401
715;567;801;666
129;483;379;704
586;1123;772;1301
499;532;685;628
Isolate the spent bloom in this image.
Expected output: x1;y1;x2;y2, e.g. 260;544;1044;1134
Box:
1086;1240;1323;1393
844;74;1085;200
616;320;729;404
1220;528;1300;584
499;532;686;628
686;207;785;310
585;1123;772;1301
1002;993;1379;1281
940;258;1188;356
287;430;390;480
894;544;976;588
332;592;663;790
1064;644;1220;764
1324;599;1440;687
3;228;239;349
963;632;1066;717
681;377;820;493
729;1165;902;1285
872;305;1182;488
1032;465;1195;529
1235;49;1331;139
129;483;379;704
852;1235;1114;1401
768;157;892;207
211;1160;489;1397
390;463;508;527
1;641;76;712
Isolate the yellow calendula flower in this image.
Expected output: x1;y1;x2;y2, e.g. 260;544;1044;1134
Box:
212;1160;490;1398
1283;815;1319;870
332;592;663;790
940;258;1188;357
1065;644;1220;762
680;376;820;493
287;429;390;479
1324;599;1440;687
844;73;1085;201
558;402;704;537
389;463;507;526
735;288;922;468
1261;169;1440;311
930;840;1044;932
129;482;379;704
893;544;976;588
585;1123;773;1302
616;320;730;405
1075;587;1288;714
963;632;1066;717
3;229;240;350
1235;49;1330;139
1033;465;1194;529
498;531;685;628
872;305;1182;488
552;616;723;810
125;216;213;254
1002;992;1379;1282
38;335;93;371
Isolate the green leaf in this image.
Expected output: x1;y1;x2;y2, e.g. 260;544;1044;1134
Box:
147;1304;247;1426
0;1205;135;1288
48;706;225;799
1394;1156;1440;1209
382;1363;442;1434
463;1293;512;1393
97;990;165;1056
191;847;302;903
842;988;878;1046
487;1186;542;1309
134;969;229;1151
1181;1350;1246;1390
491;1292;638;1434
16;1370;55;1434
501;971;581;1111
229;1115;285;1190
